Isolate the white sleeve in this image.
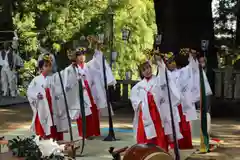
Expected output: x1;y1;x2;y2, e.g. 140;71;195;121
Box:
27;78;40;107
203;70;212;96
130;85;142;112
155;62;181;136
91;50;116;86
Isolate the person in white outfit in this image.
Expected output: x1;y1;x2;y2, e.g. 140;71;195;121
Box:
38;47;57;73
0;42;23;97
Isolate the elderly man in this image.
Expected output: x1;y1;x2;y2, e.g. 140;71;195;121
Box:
0;41;23;97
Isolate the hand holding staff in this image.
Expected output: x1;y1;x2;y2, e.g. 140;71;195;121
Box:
87;35;104;50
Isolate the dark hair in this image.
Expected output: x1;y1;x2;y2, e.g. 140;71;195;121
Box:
76;51;85;56
38;59;51;69
4;42;11;50
197;52;205;60
138;62;151;79
175;54;189;68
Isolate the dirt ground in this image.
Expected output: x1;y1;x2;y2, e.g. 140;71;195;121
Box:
0;104;240;159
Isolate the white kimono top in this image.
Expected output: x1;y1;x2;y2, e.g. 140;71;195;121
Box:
130;60;183;140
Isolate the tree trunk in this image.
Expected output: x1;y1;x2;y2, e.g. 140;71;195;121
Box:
153;0;179;53
154;0;218;90
0;0;13;43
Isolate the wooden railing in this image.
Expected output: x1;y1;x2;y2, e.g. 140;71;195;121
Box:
213;68;240;100
110;80;138;109
110;68;240;110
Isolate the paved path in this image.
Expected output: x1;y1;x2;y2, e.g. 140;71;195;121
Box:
0;105;240;159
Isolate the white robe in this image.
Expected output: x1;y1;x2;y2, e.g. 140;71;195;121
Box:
130;64;182;140
46;71;69;132
27;74;53;136
50;65;92;120
0;50;23;96
45;49;116;121
28;71;70;134
169;66;198;121
87;49;116;116
74;64;93;116
188;56;212;103
92;49;117;86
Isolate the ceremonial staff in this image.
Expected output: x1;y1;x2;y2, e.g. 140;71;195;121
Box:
154;34;180;160
77;66;86;155
54;53;75;155
200;40;210;153
43;30;75;157
102;49;116;141
70;49;87;156
164;65;180;160
89;35;116;141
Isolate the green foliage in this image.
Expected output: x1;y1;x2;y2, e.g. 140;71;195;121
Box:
8;136;42;159
13;0;108;55
13;0;156;80
214;0;238;47
18;59;37;96
113;0;156;79
8;136;66;160
13;13;38;56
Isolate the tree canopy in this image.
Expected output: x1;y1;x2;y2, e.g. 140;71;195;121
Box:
12;0;157;80
214;0;240;48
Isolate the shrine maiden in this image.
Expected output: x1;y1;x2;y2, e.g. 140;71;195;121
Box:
27;55;68;140
188;49;212;103
90;49;116;115
130;58;182;152
62;48;116;139
163;51;198;149
75;48;101;138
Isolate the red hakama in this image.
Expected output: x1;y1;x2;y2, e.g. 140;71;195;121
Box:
136;91;169;152
170;104;193;149
34;74;64;140
76;73;100;138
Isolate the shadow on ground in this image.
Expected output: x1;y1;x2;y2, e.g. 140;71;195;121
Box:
0;104;32;133
1;104;240;159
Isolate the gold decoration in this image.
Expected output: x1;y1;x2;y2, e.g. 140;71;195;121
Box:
142;48;162;60
87;35;104;50
143;49;154;60
138;49;152;65
42;54;51;62
179;48;190;56
76;47;87;53
161;52;174;63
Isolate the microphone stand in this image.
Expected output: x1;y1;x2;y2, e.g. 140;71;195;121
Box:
155;50;180;159
155;44;180;159
72;63;86;156
164;67;180;160
89;38;116;141
102;54;116;141
43;28;74;158
53;52;75;157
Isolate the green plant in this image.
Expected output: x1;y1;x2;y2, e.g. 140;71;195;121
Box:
8;136;42;159
18;58;38;96
8;136;66;160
